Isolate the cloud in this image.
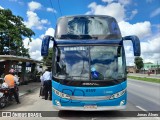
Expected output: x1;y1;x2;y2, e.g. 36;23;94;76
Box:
86;0;158;66
102;0;115;3
124;34;160;65
23;28;55;60
30;50;42;61
0;5;4;9
40;27;55;39
123;41;134;66
9;0;24;5
118;21;152;38
86;2;125;22
24;11;50;30
24;1;51;30
86;0;138;22
119;20;153;65
45;28;55;36
23;37;42;60
46;8;57;13
127;9;138;20
102;0;131;5
150;7;160;18
118;0;132;5
28;1;42;11
152;24;160;33
146;0;154;3
141;35;160;54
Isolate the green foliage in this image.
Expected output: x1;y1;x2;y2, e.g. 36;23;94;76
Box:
0;9;35;57
134;57;144;71
127;76;160;83
42;48;53;66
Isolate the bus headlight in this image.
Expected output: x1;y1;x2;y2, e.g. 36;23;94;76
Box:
120;100;125;106
110;88;126;100
52;88;71;99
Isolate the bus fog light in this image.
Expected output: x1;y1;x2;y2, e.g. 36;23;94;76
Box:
55;100;61;106
120;100;125;106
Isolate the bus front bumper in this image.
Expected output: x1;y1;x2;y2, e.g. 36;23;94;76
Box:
53;105;126;111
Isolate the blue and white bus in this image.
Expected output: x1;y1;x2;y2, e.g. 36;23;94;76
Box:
41;15;140;111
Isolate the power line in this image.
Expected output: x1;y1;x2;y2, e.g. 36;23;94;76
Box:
49;0;57;21
58;0;62;16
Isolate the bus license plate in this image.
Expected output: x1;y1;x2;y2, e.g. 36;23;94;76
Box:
84;105;97;109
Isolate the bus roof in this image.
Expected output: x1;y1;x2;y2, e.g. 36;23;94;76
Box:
58;15;115;20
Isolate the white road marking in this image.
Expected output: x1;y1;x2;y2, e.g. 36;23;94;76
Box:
129;89;160;105
136;106;147;111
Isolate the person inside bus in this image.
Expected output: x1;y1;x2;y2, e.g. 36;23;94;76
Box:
4;69;20;104
41;67;52;100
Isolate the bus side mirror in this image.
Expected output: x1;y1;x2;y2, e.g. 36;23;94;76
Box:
122;35;141;56
41;35;54;56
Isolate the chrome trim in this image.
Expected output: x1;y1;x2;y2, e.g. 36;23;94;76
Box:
52;87;127;101
70;95;111;101
53;105;126;111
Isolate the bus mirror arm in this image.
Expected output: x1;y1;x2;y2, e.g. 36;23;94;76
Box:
41;35;55;56
122;35;141;56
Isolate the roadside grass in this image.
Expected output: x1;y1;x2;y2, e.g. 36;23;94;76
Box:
127;76;160;83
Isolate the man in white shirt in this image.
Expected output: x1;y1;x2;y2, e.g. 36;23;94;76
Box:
41;67;52;100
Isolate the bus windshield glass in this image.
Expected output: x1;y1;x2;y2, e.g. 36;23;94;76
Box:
54;46;125;81
55;16;121;39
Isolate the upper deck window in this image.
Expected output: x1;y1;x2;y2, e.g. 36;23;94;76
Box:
55;16;122;40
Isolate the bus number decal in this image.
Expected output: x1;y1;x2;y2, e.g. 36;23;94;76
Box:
86;89;96;92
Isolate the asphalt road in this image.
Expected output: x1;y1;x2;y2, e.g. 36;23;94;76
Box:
0;79;160;120
127;79;160;111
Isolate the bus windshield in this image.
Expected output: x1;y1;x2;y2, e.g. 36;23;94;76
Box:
54;46;126;81
55;16;121;40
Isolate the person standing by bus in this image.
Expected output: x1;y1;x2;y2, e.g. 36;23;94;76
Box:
41;67;52;100
4;69;20;104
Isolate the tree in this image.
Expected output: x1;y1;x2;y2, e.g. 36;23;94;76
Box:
0;9;35;57
42;48;53;66
134;57;144;72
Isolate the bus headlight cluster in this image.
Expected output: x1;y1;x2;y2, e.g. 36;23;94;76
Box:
52;88;71;99
109;88;126;100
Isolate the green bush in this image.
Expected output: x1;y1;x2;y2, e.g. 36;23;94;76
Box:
127;76;160;83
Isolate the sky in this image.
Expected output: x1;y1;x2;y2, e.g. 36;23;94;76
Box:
0;0;160;66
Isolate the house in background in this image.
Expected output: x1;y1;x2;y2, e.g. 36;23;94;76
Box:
143;62;160;74
127;66;136;73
